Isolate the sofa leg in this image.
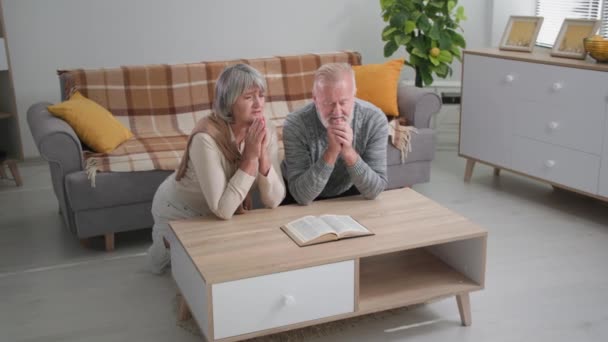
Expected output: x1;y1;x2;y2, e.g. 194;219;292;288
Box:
80;238;91;248
104;233;115;251
7;160;23;186
178;295;192;321
464;159;476;182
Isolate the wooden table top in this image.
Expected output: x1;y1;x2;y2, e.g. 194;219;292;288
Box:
170;188;487;284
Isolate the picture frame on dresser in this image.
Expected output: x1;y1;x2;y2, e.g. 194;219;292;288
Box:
550;18;601;59
499;16;544;52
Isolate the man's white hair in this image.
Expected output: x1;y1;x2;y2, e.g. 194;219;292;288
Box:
312;63;357;95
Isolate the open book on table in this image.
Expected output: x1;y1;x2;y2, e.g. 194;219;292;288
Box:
281;215;374;247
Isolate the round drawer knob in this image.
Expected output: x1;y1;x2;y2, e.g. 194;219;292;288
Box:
548;121;560;130
545;160;556;168
505;74;515;83
552;82;563;91
282;294;296;306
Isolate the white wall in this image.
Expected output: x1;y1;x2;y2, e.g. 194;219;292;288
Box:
491;0;536;46
4;0;489;158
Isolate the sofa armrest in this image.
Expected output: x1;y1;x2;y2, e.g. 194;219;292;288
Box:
27;102;84;173
397;82;441;129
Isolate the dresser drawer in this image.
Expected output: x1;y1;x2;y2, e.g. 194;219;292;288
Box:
512;136;600;194
512;100;605;155
465;54;608;104
212;260;355;339
515;61;608;106
462;54;525;101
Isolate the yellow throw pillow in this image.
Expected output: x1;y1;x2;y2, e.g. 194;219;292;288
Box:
353;59;404;117
48;91;133;153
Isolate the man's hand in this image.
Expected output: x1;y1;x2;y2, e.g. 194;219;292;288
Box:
331;122;358;166
323;124;342;165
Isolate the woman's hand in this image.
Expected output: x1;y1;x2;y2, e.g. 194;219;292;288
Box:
242;118;265;161
240;118;265;176
258;123;271;176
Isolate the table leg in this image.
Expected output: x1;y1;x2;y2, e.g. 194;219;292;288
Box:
456;292;471;326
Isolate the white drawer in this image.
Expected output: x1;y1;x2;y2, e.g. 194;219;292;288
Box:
465;54;608;106
462;54;524;101
515;61;608;106
212;260;354;339
512;136;600;194
512;100;605;155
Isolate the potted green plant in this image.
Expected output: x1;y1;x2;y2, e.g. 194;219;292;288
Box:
380;0;467;87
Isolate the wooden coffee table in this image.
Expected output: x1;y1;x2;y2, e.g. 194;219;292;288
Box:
169;188;487;341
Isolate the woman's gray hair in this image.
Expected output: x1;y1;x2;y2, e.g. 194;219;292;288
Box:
312;63;357;95
213;64;266;122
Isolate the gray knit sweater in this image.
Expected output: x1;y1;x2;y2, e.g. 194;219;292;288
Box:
283;99;388;205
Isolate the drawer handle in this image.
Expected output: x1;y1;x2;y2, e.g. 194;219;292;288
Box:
282;294;296;306
545;160;556;168
548;121;560;130
504;74;515;83
552;82;563;91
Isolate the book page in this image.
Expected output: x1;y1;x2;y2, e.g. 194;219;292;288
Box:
320;215;370;237
285;216;336;243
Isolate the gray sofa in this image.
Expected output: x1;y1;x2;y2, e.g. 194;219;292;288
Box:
27;59;440;251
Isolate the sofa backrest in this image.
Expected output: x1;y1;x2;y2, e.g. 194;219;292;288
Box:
58;51;362;141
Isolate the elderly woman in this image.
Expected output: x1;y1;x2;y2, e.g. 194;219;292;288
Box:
147;64;286;274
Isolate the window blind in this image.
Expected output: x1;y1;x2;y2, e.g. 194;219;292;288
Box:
602;0;608;36
535;0;604;47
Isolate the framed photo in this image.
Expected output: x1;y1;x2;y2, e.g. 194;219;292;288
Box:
550;18;601;59
499;16;544;52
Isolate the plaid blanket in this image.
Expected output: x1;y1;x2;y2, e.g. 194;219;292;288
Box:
388;119;418;163
59;51;361;185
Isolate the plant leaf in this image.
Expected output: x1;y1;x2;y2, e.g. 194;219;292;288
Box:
380;0;395;10
428;1;443;9
382;26;397;40
404;20;417;34
384;40;399;57
410;54;423;67
394;33;412;45
438;50;453;63
390;12;407;29
429;22;441;40
429;56;440;66
450;31;466;48
447;1;456;12
420;67;433;86
435;63;449;78
439;31;452;49
450;45;462;60
418;14;431;32
412;47;429;59
456;6;466;21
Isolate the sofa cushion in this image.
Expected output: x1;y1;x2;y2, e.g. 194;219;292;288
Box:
386;128;435;166
47;92;133;153
353;59;404;117
65;170;171;211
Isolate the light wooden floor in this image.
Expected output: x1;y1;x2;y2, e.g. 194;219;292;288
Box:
2;135;608;341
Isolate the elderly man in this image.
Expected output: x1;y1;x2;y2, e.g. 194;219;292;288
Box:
282;63;388;205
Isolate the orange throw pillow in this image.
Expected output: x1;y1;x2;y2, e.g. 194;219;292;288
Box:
353;59;404;117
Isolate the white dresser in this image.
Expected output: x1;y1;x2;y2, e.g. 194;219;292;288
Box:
460;48;608;198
